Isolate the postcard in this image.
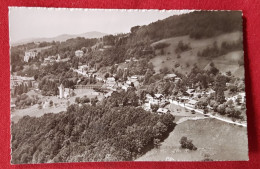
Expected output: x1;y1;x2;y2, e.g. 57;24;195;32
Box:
9;7;247;163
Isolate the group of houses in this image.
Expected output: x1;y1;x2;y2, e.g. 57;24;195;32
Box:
24;51;37;62
10;75;35;89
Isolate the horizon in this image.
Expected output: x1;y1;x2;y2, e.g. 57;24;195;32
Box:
9;7;193;44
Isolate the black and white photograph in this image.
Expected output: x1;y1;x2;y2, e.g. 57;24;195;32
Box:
9;8;247;163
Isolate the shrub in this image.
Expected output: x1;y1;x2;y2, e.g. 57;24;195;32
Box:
179;136;197;150
175;41;191;54
153;42;170;50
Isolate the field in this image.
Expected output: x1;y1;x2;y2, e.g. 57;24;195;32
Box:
150;31;244;77
11;89;104;123
136;118;248;161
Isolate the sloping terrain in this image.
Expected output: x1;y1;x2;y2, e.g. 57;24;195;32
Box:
150;31;243;77
137;118;248;161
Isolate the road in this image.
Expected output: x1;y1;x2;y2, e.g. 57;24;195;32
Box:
170;100;247;127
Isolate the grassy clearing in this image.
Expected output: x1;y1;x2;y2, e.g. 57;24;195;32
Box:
136;118;248;161
150;31;243;77
11;89;104;123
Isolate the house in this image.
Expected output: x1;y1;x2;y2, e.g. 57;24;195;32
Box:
96;76;104;82
104;91;113;98
187;99;198;108
179;96;189;102
154;94;164;100
78;65;89;73
164;73;177;80
105;77;117;89
174;77;181;83
24;51;37;62
75;50;84;57
186;89;195;96
146;94;160;105
58;84;72;99
157;108;170;114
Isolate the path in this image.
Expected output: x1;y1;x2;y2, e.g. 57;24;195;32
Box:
170;100;247;127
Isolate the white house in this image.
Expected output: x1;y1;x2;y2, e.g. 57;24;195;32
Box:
105;77;117;89
58;84;71;99
75;50;84;57
164;73;177;80
24;51;37;62
187;99;198;108
157;108;169;114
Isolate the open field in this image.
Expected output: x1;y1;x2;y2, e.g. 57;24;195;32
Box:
150;31;243;77
136;118;248;161
11;89;104;123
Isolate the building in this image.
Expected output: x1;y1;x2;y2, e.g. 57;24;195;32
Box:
164;73;177;80
157;108;170;114
75;50;84;57
78;65;89;73
24;51;37;62
187;100;198;108
58;84;72;99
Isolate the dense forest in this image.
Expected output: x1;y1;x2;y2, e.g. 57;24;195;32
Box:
128;11;242;43
11;100;175;163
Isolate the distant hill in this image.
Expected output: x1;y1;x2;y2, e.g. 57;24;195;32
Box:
12;31;107;46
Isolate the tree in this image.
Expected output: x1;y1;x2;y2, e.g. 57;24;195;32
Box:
217;104;226;115
75;97;80;104
151;104;159;112
179;136;197;150
104;73;110;79
49;100;53;107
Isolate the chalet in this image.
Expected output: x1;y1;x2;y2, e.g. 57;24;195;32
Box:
105;77;117;89
157;108;170;114
96;76;104;82
187;99;198;108
154;94;164;100
75;50;84;57
78;65;89;73
186;89;195;96
174;77;181;83
164;73;177;80
104;91;113;98
179;96;189;102
125;59;131;63
145;94;160;105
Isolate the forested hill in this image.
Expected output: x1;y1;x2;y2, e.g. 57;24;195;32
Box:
11;103;175;163
129;11;242;43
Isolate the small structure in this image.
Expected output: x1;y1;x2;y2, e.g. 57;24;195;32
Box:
186;89;195;96
104;91;113;98
106;77;116;88
24;51;37;62
78;65;89;73
58;84;71;99
187;99;198;108
75;50;84;57
164;73;177;80
157;108;169;114
58;84;65;99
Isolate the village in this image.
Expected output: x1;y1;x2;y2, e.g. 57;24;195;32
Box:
9;9;249;163
10;47;246;127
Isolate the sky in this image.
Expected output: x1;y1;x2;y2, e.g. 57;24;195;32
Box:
9;7;193;43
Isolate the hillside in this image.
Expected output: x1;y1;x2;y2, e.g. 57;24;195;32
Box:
137;118;248;161
150;31;244;77
129;11;242;44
